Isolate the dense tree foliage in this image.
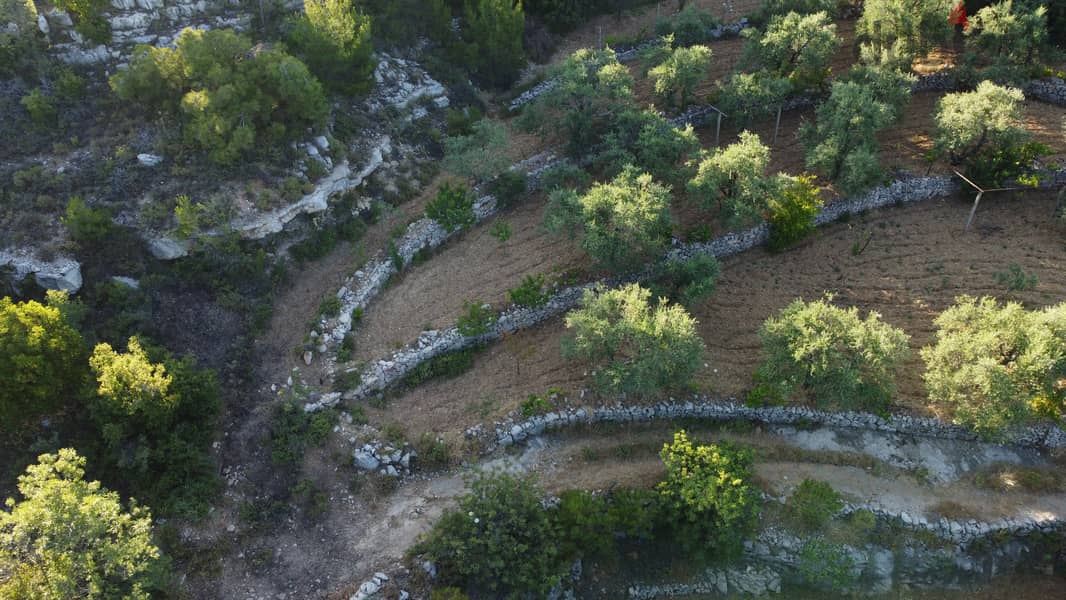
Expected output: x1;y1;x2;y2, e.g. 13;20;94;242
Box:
111;28;327;165
933;81;1027;167
654;4;721;46
716;70;793;128
545;168;673;273
857;0;953;67
649;44;712;109
657;431;760;558
517;48;634;156
967;0;1050;67
800;81;896;194
0;292;85;436
755;296;910;411
596;109;700;184
649;254;720;309
751;0;842;25
741;11;839;91
414;472;565;597
0;0;40;76
462;0;526;88
288;0;375;94
766;174;824;251
563;284;705;396
922;296;1066;435
87;338;221;516
688;131;777;225
0;449;166;599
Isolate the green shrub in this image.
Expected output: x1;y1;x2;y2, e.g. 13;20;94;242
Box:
688;131;776;226
994;264;1039;292
489;220;512;243
401;346;482;387
597;109;700;185
857;0;952;67
443;119;511;181
415;432;452;470
657;431;760;558
489;170;528;209
457;301;496;337
520;393;550;418
0;292;85;436
20;88;55;125
650;254;720;308
767;174;823;251
62;196;113;244
335;368;361;390
508;274;550;308
933;82;1029;178
921;296;1066;435
269;400;337;465
655;5;721;46
0;0;40;77
111;29;327;165
798;537;858;590
788;478;843;531
741;10;839;91
756;295;910;412
55;69;86;101
287;0;375;94
537;163;591;192
317;296;342;318
648;43;712;109
750;0;840;24
413;473;565;596
564;284;705;396
425;182;475;232
716;70;792;128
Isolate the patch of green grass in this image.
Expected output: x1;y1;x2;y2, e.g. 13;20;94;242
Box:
994;264;1038;292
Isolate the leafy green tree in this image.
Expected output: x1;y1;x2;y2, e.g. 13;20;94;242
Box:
0;0;40;77
933;81;1028;170
425;182;475;232
756;295;910;411
563;284;705;395
649;254;720;308
921;296;1066;435
62;196;114;244
442;119;512;181
840;64;916;122
111;28;327;165
87;338;220;516
288;0;376;94
766;174;824;251
0;449;166;599
649;44;712;109
546;167;673;274
716;70;793;128
657;430;760;557
857;0;953;67
741;11;840;91
0;292;85;435
517;47;634;156
414;472;565;597
596;109;700;184
555;488;660;561
788;478;843;531
688;131;779;225
967;0;1050;67
52;0;110;43
800;81;895;194
462;0;526;89
798;538;858;590
654;4;721;46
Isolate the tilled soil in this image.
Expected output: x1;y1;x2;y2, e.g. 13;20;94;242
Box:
367;192;1066;440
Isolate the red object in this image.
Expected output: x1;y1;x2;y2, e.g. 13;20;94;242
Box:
950;2;968;29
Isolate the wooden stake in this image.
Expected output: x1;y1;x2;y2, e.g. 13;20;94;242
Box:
772;105;782;145
964;191;983;233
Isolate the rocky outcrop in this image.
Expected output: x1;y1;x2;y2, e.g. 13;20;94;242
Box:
0;250;83;292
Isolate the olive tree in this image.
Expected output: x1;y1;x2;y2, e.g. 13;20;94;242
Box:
563;284;705;396
716;70;793;128
649;44;712;109
517;47;634;156
545;167;673;274
657;430;759;557
922;296;1066;435
442;119;512;181
596;108;700;184
755;296;910;411
688;131;778;225
967;0;1050;67
741;11;840;91
933;81;1028;167
800;81;895;194
857;0;954;67
0;449;165;599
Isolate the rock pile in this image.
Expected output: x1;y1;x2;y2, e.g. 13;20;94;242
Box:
352;441;416;477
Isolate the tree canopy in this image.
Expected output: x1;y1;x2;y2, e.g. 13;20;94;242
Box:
755;295;910;411
288;0;376;94
688;131;779;225
742;10;839;91
857;0;954;67
649;44;712;109
933;81;1028;167
563;284;705;396
0;449;165;599
0;291;85;436
922;296;1066;435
